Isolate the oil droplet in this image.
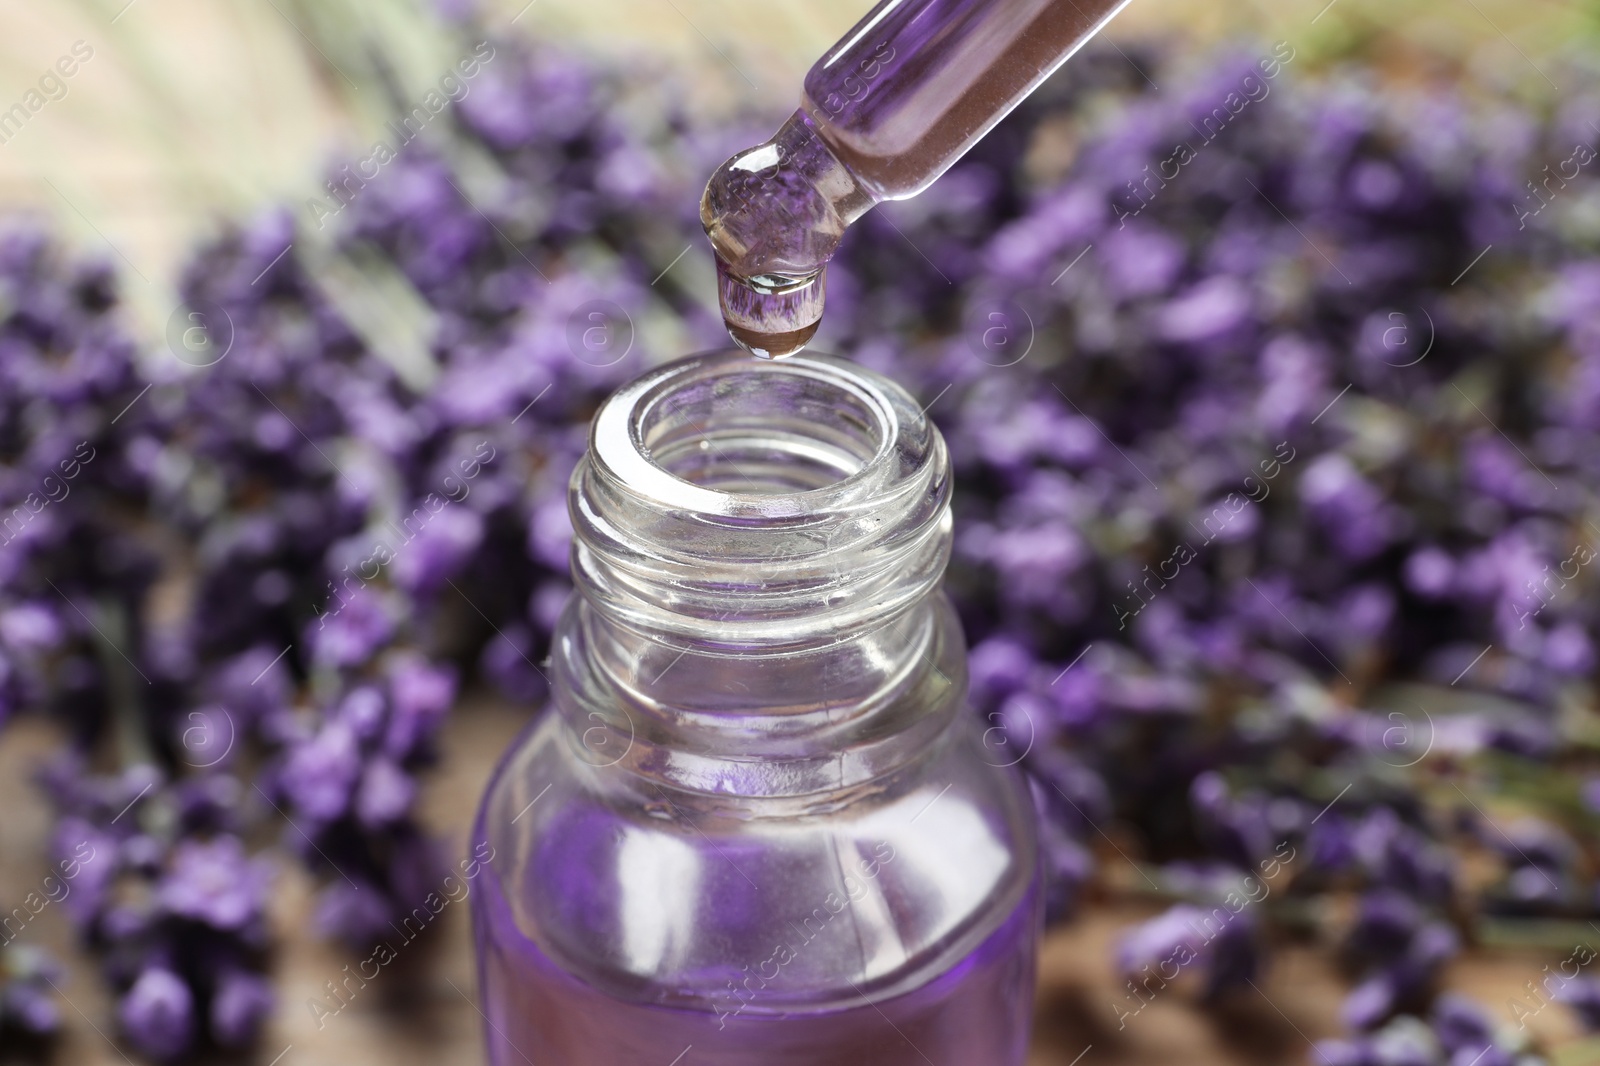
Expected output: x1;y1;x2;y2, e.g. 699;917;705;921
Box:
716;257;825;360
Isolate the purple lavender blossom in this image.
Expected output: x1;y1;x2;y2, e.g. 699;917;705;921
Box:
384;653;457;761
118;968;194;1061
355;755;418;829
50;817;117;930
337;684;388;741
158;836;272;931
389;504;485;594
7;30;1600;1066
1554;977;1600;1032
3;979;61;1036
308;588;396;670
1116;901;1258;1001
312;880;397;947
479;623;546;703
210;968;275;1047
0;947;65;1037
279;720;362;824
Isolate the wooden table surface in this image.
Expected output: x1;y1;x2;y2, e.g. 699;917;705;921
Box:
0;702;1591;1066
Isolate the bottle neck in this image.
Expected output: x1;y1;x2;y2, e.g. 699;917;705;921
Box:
553;593;966;800
556;351;961;800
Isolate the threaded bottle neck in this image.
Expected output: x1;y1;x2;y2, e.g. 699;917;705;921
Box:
571;351;950;647
558;351;962;798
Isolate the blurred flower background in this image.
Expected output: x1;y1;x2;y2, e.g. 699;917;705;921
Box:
2;0;1600;1064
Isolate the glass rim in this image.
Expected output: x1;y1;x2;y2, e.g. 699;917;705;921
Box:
589;348;905;521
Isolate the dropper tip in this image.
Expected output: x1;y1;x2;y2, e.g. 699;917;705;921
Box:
724;319;820;360
715;258;826;361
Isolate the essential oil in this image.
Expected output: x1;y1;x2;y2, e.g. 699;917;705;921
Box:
702;0;1132;358
470;352;1042;1063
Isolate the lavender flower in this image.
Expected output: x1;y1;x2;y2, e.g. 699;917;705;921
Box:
158;836;272;932
1554;977;1600;1032
118;968;194;1061
0;946;64;1038
308;588;397;671
210;968;275;1047
279;720;363;824
355;755;417;829
1116;901;1259;1000
384;652;457;761
4;26;1600;1065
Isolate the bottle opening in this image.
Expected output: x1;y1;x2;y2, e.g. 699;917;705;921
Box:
577;352;948;641
589;352;908;521
636;356;885;494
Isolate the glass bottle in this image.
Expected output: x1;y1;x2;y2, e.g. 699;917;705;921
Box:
703;0;1131;358
471;350;1040;1064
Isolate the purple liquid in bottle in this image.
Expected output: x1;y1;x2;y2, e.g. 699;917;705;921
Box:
472;767;1041;1066
470;353;1042;1064
703;0;1132;358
